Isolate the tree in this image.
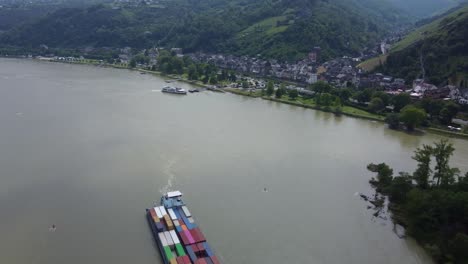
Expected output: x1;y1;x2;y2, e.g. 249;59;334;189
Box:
266;81;274;96
432;139;458;188
399;105;426;131
288;89;298;100
369;97;385;112
354;89;372;103
242;80;249;89
367;163;393;190
187;64;198;80
311;81;332;94
391;93;411;112
412;144;433;189
209;74;218;85
372;91;390;106
129;59;137;68
338;88;352;103
275;87;284;98
439;101;460;125
385;113;400;129
389;172;413;203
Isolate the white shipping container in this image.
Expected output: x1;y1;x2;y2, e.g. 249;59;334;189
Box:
169;230;180;244
164;231;174;247
159;206;168;217
173;220;180;226
158;232;168;247
187;217;195;224
182;206;191;217
155;207;163;219
168;208;177;220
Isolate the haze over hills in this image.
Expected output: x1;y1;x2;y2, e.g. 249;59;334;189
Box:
387;0;466;18
0;0;409;61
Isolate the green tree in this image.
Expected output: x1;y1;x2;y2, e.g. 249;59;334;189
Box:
311;81;332;94
354;89;372;103
412;144;433;189
275;87;284;98
187;64;198;80
242;80;249;89
129;59;137;68
432;139;458;188
399;105;426;131
288;89;298;100
391;93;411;112
338;88;352;103
439;101;459;125
369;97;385;112
367;163;394;190
385;113;400;129
372;91;390;106
209;74;218;85
266;81;274;96
388;172;413;203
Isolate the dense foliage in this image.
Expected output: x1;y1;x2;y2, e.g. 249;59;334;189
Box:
0;0;408;61
368;140;468;263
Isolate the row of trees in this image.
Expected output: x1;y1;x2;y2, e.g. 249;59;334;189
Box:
368;140;468;263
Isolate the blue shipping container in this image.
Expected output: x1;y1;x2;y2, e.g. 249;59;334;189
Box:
203;242;214;257
185;245;197;263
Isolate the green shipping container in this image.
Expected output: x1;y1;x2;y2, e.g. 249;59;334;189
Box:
175;243;186;256
163;246;174;260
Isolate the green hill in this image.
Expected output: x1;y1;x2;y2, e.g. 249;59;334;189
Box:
0;0;409;61
379;5;468;86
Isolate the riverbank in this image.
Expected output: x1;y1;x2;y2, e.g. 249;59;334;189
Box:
29;58;468;140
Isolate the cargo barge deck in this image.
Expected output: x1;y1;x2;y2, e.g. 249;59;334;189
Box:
146;191;220;264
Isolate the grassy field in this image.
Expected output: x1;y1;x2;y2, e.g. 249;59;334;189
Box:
238;15;290;38
358;54;388;72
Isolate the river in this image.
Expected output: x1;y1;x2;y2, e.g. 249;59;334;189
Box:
1;58;467;264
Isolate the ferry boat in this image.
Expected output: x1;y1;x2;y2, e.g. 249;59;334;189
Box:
162;86;187;95
146;191;220;264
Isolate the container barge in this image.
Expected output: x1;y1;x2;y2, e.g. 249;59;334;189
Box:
146;191;220;264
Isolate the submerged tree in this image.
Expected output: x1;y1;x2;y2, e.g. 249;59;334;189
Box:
412;144;433;189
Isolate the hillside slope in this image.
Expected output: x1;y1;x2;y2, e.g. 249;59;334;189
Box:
0;0;408;61
379;5;468;86
387;0;465;18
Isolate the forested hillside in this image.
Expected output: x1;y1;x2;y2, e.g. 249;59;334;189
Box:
378;5;468;86
0;0;408;61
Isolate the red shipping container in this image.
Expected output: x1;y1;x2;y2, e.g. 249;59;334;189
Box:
210;256;220;264
195;258;207;264
191;228;206;243
191;244;199;253
179;231;190;245
196;243;205;253
149;208;157;218
182;255;192;264
190;229;199;243
176;257;185;264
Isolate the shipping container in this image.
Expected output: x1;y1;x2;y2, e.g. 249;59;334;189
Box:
155;207;163;219
173;220;180;226
187;217;195;224
210;256;220;264
181;255;191;264
185;245;197;263
164;231;174;247
149;208;157;218
178;230;190;245
184;230;195;244
176;257;184;264
160;206;168;217
170;230;181;245
156;222;165;232
159;232;168;247
169;258;178;264
182;206;192;217
175;243;186;256
195;258;207;264
164;246;174;260
181;225;188;231
204;257;214;264
168;208;178;220
202;242;214;257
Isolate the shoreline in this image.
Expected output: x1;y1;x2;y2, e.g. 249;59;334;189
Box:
11;57;468;140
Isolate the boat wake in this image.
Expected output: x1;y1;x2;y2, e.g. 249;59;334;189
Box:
160;157;177;195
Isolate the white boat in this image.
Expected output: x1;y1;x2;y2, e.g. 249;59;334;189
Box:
161;86;187;95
